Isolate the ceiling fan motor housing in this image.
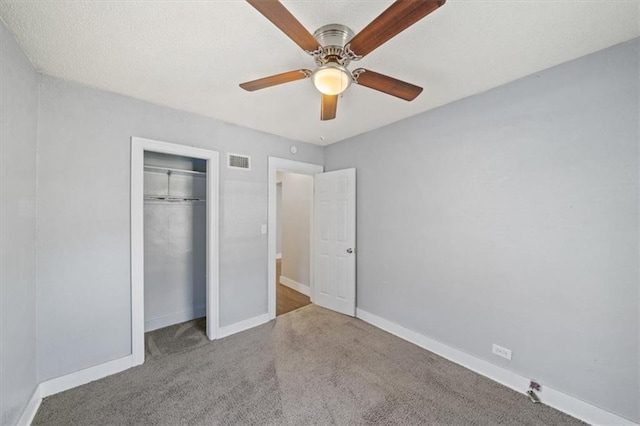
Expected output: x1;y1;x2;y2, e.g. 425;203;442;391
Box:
313;24;355;66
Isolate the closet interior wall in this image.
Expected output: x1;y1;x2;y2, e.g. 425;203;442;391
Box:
143;151;207;332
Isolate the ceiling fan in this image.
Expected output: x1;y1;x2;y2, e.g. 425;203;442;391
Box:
239;0;446;121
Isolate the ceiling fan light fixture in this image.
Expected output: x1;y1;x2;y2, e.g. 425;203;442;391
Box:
312;63;351;96
242;0;445;120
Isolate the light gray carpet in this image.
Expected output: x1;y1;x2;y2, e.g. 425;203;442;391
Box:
34;305;583;425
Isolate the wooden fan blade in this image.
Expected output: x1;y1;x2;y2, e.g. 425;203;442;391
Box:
321;94;338;121
353;69;423;101
246;0;320;53
347;0;445;59
240;69;311;91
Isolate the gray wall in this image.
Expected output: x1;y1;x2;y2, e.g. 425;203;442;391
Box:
325;39;639;422
1;13;636;423
36;75;323;381
0;21;38;424
278;172;313;287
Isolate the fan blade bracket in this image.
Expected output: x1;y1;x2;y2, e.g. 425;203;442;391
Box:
351;68;367;82
343;43;363;62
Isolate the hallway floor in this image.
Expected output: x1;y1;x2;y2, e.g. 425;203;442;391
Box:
276;258;311;316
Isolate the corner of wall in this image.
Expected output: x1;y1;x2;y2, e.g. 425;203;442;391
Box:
35;71;42;384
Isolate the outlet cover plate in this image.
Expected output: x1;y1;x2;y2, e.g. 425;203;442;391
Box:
492;344;512;360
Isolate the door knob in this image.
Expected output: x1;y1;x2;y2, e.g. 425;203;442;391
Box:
346;248;354;254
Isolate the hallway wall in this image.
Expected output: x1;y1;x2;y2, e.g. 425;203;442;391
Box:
278;172;313;289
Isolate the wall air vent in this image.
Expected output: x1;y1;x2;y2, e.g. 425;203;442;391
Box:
227;153;251;171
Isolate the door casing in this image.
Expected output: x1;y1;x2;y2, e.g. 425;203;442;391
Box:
131;137;220;366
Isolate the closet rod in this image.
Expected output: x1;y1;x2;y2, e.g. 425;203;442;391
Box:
144;196;205;202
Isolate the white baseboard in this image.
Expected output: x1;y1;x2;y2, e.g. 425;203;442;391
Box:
28;313;270;407
21;308;635;426
18;356;136;424
217;313;270;339
279;276;310;296
16;385;42;426
144;306;206;332
356;308;638;426
39;355;134;398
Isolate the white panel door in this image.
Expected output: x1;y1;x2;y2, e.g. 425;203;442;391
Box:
313;168;356;316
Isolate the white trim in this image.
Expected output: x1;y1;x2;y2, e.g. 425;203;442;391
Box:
16;386;42;426
356;308;639;426
39;355;134;397
279;276;310;296
144;306;206;332
217;314;270;339
268;157;323;319
131;137;220;367
276;252;282;259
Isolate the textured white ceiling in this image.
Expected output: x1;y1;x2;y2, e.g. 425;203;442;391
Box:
0;1;638;145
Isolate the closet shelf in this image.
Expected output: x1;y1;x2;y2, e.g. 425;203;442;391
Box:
144;165;206;177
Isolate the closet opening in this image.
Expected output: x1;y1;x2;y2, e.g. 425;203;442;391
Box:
131;137;219;366
143;152;207;332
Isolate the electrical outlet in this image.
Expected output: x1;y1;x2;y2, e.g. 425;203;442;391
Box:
492;344;512;360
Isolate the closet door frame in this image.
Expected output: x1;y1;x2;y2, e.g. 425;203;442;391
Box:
131;137;219;366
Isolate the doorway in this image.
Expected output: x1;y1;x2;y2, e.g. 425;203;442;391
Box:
131;137;219;366
268;158;322;320
268;157;357;320
276;171;313;316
